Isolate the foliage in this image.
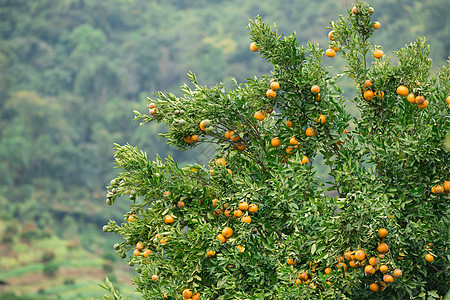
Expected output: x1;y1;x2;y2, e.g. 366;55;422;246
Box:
104;1;449;299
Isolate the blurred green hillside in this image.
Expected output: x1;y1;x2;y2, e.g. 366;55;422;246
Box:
0;0;448;299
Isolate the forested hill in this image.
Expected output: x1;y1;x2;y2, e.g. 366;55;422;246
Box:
0;0;448;297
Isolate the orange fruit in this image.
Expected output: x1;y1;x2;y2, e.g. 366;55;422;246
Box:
380;265;389;273
286;146;295;155
425;254;434;262
349;260;359;268
184;136;193;144
443;181;450;194
287;258;297;265
216;158;226;166
254;111;266;121
266;89;276;99
338;256;344;262
373;22;380;29
295;278;302;285
375;90;384;99
311;85;320;94
328;30;337;41
301;156;309;165
216;234;226;243
298;272;308;281
164;215;175;224
191;135;199;143
152;274;159;282
236;144;246;151
250;42;259;52
127;214;138;222
149;108;158;115
369;257;380;266
270;81;280;91
289;137;299;145
192;293;200;300
136;242;144;251
317;115;326;124
355;250;366;261
177;201;185;208
397;85;409;97
365;265;375;275
163;191;171;198
235;245;244;253
407;93;416;103
316;93;321;101
377;243;389;254
271;137;281;147
344;251;352;261
418;100;428;109
230;133;240;142
133;249;141;256
383;274;394;284
182;289;193;299
378;228;388;238
224;209;232;217
364;90;374;101
143;249;152;257
241;215;251;223
432;185;444;194
373;49;383;59
415;95;425;104
369;283;379;292
207;250;216;257
224;131;233;139
148;103;156;109
212;198;219;208
248;204;258;213
234;209;243;217
336;262;347;271
363;80;373;89
222;227;233;238
324;267;332;274
286;120;294;128
397;253;405;260
352;6;359;14
393;269;402;278
332;45;339;52
325;48;336;58
306;127;317;137
238;201;249;211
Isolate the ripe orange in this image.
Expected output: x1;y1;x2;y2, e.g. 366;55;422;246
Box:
271;137;281;147
369;257;380;266
212;198;219;208
383;274;394;284
418;100;428;109
143;249;152;257
301;156;309;165
177;201;185;208
216;234;226;243
344;251;352;261
425;254;434;262
250;42;259;52
355;250;366;261
393;269;402;278
306;127;317;137
373;22;380;29
224;131;233;139
378;243;389;254
191;135;199;143
432;185;444;194
406;93;415;103
415;95;425;104
378;228;388;238
216;158;226;166
266;89;276;99
184;136;193;144
148;103;156;109
397;85;409;97
149;108;158;115
133;249;141;256
164;215;174;224
363;80;373;89
380;265;389;273
446;95;450;104
222;227;233;238
192;293;200;300
317;115;326;124
152;274;159;282
373;49;383;59
324;267;332;274
207;250;215;257
295;278;302;285
289;137;299;145
349;260;359;267
163;191;171;198
316;93;321;101
270;81;280;91
443;181;450;194
182;289;193;299
299;272;308;281
239;201;249;211
286;147;295;155
241;215;251;223
230;133;240;142
236;144;246;151
325;48;336;58
328;30;337;41
136;242;144;251
336;262;347;271
234;209;243;217
352;6;359;14
127;214;138;222
248;204;258;213
287;258;297;265
311;85;320;94
235;245;244;253
286;120;294;128
365;265;375;275
254;111;266;121
364;90;374;101
375;90;384;99
369;283;379;292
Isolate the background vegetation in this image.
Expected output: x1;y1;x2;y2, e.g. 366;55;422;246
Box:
0;0;448;299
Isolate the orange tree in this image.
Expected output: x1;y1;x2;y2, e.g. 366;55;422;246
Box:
102;1;449;299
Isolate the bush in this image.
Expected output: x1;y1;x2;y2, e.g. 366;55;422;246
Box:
104;1;449;299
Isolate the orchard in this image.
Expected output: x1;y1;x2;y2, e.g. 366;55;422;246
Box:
102;1;449;299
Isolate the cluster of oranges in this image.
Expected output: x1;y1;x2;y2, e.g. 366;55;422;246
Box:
396;85;429;109
361;79;384;101
431;180;450;195
184;135;199;144
212;199;258;223
295;271;316;289
224;129;246;151
148;102;158;116
266;80;280;99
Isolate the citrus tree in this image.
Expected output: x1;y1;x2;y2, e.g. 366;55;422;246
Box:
102;1;449;299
